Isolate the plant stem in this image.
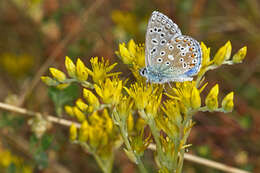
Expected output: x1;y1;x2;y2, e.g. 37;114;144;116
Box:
121;126;148;173
113;109;148;173
139;110;166;169
79;142;113;173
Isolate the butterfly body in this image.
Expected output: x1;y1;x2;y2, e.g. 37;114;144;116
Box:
140;11;202;83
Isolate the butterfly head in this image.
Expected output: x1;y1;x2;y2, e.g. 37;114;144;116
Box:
139;67;167;83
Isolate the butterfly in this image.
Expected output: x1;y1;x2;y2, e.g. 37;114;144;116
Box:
140;11;202;83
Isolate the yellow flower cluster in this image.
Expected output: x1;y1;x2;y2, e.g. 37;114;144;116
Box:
0;143;32;173
0;52;34;78
41;38;246;173
116;39;145;81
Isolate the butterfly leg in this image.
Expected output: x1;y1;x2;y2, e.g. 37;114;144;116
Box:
168;82;173;88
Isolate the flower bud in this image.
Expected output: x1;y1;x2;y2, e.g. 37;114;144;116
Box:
78;120;89;142
76;58;88;81
73;107;86;122
41;76;58;86
83;89;100;109
221;92;234;112
76;98;88;112
191;86;201;109
205;84;219;111
49;68;66;82
65;56;76;77
213;41;231;66
69;124;77;141
232;46;247;63
64;105;74;117
119;43;132;64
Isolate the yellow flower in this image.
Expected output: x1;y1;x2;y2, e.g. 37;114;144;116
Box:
232;46;247;63
87;57;120;84
65;56;76;78
102;109;114;134
197;42;211;77
73;107;86;122
0;52;34;78
213;41;232;66
88;126;104;149
70;123;77;141
95;77;123;105
41;76;58;86
168;81;196;108
116;96;133;120
83;88;100;110
191;86;201;109
205;84;219;111
76;58;88;81
79;120;89;142
118;42;133;64
64;105;74;117
49;67;66;82
125;82;161;111
145;93;162;117
161;100;182;125
76;98;88;112
116;40;145;81
56;83;70;90
127;113;134;132
111;10;139;37
116;39;145;68
221;92;234;112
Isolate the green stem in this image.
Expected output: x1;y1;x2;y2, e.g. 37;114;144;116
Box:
139;110;165;169
121;126;147;173
113;109;148;173
79;142;113;173
93;153;113;173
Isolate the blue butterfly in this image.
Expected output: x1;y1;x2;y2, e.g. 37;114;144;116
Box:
140;11;202;83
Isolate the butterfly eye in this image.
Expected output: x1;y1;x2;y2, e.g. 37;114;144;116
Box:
169;45;173;50
183;62;187;68
158;28;162;32
177;44;181;49
149;29;153;33
180;58;184;62
165;61;170;65
140;68;147;76
157;58;163;63
180;47;185;51
181;52;185;56
154;27;157;32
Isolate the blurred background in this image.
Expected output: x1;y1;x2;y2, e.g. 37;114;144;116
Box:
0;0;259;172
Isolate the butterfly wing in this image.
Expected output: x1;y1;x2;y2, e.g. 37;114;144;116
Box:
145;11;181;67
161;35;202;78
